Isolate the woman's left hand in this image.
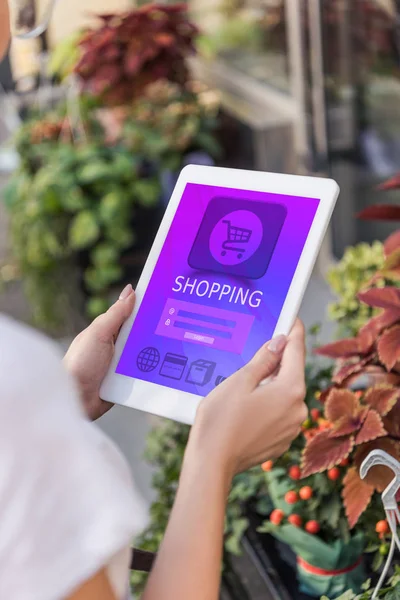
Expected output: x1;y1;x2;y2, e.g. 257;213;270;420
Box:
63;284;135;420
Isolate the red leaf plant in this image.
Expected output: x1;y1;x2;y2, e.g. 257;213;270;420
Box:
74;3;198;105
302;386;400;528
303;183;400;528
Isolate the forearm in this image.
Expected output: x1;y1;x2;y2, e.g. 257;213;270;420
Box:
142;435;232;600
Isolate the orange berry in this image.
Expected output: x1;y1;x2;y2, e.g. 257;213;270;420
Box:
262;460;274;472
270;509;285;525
299;486;313;500
285;491;299;505
376;520;389;535
289;465;302;480
340;458;349;467
311;408;321;421
288;514;303;528
304;429;318;441
305;520;320;534
328;468;341;481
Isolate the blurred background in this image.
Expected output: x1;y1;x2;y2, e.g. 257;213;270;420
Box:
1;1;400;598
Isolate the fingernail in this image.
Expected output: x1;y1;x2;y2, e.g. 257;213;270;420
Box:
119;283;133;300
268;335;287;354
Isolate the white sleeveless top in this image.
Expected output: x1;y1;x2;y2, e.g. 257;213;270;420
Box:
0;315;147;599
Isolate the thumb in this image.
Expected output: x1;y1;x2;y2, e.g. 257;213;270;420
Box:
241;335;287;389
92;284;135;343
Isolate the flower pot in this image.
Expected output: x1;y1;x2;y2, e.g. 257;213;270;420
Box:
245;505;366;598
294;540;366;598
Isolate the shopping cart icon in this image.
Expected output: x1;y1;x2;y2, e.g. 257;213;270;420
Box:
188;197;287;279
221;220;253;259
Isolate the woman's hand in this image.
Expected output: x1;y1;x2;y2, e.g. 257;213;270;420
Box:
142;320;307;600
63;284;135;421
191;319;307;477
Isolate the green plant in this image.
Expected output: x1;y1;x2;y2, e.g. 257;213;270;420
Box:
4;113;160;328
122;80;220;171
327;242;385;337
47;30;85;82
324;565;400;599
202;16;263;57
74;3;198;105
4;78;220;328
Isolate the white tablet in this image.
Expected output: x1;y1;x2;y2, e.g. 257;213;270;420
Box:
100;166;339;424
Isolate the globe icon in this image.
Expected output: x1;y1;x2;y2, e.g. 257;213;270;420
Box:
137;347;160;373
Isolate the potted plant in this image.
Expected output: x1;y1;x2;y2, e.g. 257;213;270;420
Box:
3;110;162;329
3;4;220;330
74;3;198;106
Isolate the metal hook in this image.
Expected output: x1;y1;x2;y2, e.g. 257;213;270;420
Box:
360;449;400;510
360;449;400;599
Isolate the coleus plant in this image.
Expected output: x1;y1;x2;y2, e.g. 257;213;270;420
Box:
302;179;400;531
74;3;198;105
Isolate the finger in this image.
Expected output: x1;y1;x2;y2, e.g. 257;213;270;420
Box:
241;334;287;389
277;319;306;382
92;285;135;343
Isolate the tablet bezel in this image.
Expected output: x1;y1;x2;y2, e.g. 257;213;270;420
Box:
100;165;339;424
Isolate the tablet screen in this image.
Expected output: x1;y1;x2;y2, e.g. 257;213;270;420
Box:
116;183;319;395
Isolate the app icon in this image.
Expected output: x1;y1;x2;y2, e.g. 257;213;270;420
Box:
188;196;287;279
212;211;262;265
186;359;216;386
137;347;160;372
215;375;227;386
159;353;188;380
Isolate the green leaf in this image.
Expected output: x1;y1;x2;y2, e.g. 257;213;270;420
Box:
113;152;136;180
257;521;277;535
195;131;221;158
372;550;384;572
69;210;100;250
255;497;273;516
99;191;127;225
319;495;341;529
77;161;113;184
84;264;123;292
61;187;87;212
333;592;357;600
86;296;110;319
40;188;63;214
91;242;119;266
3;177;20;208
361;580;372;592
313;473;331;495
385;584;400;600
106;227;136;249
365;543;380;553
42;230;64;258
133;179;161;208
224;518;248;555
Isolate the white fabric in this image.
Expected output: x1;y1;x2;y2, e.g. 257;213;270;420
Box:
0;315;147;600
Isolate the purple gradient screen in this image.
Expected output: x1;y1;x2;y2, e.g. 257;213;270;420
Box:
117;183;319;396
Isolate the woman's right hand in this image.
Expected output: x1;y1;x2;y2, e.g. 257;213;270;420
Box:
190;319;307;477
